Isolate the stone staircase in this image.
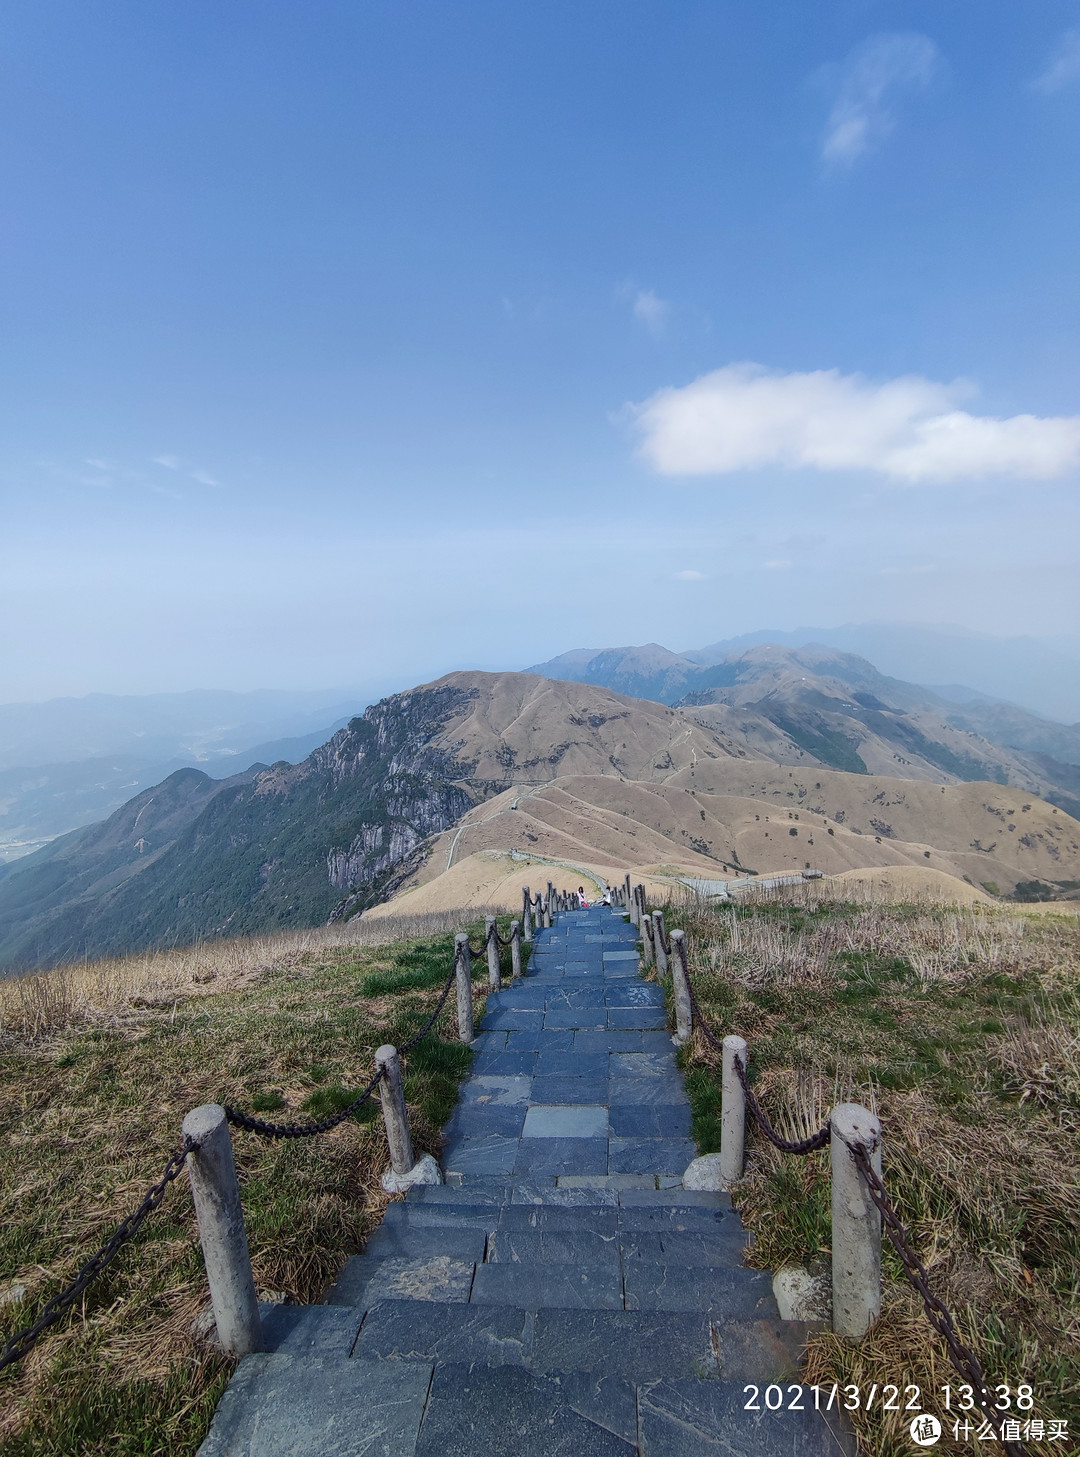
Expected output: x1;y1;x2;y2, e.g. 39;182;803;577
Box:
197;906;853;1456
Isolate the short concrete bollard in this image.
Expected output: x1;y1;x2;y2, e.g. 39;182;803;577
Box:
669;929;692;1044
454;934;474;1044
182;1104;264;1357
510;920;522;978
830;1102;882;1339
376;1045;414;1176
522;887;533;942
640;914;654;969
485;916;501;989
721;1036;748;1186
628;883;640;928
653;910;669;980
623;874;632;917
543;892;552;929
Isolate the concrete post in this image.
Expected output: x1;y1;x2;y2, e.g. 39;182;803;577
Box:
830;1103;882;1339
628;883;640;928
721;1036;748;1186
376;1044;415;1177
640;913;654;969
623;874;632;914
543;891;552;929
522;887;533;942
485;916;501;989
669;930;692;1044
510;920;522;978
653;909;669;979
182;1103;264;1357
454;934;474;1044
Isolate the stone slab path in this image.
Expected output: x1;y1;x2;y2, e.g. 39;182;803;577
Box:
197;906;853;1456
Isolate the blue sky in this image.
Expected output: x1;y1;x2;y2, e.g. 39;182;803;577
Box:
2;1;1079;701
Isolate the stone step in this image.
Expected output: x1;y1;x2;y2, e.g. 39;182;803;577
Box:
197;1352;434;1456
624;1263;776;1317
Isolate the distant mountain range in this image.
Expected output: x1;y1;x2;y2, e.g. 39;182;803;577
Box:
525;641;1080;816
2;665;1079;972
0;688;368;863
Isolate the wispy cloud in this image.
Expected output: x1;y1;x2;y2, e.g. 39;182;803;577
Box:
191;470;221;487
1034;29;1080;93
673;568;706;581
819;33;939;167
153;454;180;470
632;289;669;336
632;363;1080;483
763;559;791;571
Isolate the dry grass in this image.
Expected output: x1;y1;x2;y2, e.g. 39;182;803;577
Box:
671;890;1080;1457
0;906;501;1044
0;911;510;1455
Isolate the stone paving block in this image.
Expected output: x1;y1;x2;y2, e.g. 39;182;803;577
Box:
362;1224;488;1264
607;1007;669;1030
640;1030;678;1052
260;1306;364;1358
530;1075;608;1105
197;1353;433;1457
470;1262;623;1310
471;1051;537;1076
441;1136;517;1177
530;1309;719;1382
609;1053;677;1078
459;1074;532;1106
558;1173;657;1190
493;986;551;1009
606;1076;688;1106
608;1103;692;1138
571;1030;644;1055
602;951;640;962
442;1104;526;1140
510;1183;619;1207
481;1009;545;1032
533;1051;609;1078
522;1104;609;1138
349;1255;476;1306
604;984;666;1007
554;1369;639;1447
618;1187;731;1210
469;1031;508;1052
406;1179;509;1204
545;985;608;1007
497;1204;619;1233
608;1136;698;1176
514;1136;609;1176
619;1228;749;1267
506;1027;574;1052
485;1228;620;1267
624;1263;776;1316
638;1378;856;1457
544;1006;608;1029
352;1299;531;1367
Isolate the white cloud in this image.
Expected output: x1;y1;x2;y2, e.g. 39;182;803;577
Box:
632;363;1080;483
632;289;669;336
673;568;706;581
153;454;180;469
820;33;939;166
191;470;221;487
763;560;791;571
1034;29;1080;93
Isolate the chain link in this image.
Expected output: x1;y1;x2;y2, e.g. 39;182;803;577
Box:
0;1139;195;1373
225;1066;385;1138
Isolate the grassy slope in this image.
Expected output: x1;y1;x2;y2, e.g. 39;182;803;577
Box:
671;893;1079;1457
0;915;519;1454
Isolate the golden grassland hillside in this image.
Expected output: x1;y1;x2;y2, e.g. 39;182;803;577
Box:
0;909;511;1455
379;768;1080;916
673;886;1080;1457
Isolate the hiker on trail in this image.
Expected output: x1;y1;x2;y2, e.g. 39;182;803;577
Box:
601;886;612;906
577;885;588;908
